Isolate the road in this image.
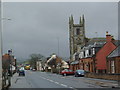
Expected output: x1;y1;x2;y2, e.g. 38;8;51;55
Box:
10;70;118;89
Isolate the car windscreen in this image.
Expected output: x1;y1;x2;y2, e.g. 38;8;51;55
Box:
77;70;84;73
69;70;73;72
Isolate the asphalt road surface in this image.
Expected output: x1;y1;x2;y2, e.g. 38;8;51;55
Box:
10;70;118;89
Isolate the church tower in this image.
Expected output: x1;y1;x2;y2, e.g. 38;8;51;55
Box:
69;15;86;61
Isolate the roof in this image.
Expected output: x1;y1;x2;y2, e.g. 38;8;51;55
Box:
81;38;106;50
85;38;106;47
71;61;79;65
108;45;120;58
112;40;120;46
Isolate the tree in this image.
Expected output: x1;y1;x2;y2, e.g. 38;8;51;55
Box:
29;54;46;69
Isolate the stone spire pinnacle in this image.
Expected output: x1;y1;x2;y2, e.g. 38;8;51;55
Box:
69;17;71;24
71;14;74;24
80;16;82;25
82;14;85;24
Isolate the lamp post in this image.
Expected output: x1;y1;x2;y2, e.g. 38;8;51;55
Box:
0;0;11;88
57;37;59;57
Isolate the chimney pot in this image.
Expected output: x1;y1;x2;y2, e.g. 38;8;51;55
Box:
106;32;113;42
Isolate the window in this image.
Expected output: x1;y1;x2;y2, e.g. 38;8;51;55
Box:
76;28;80;35
89;49;91;55
79;52;84;58
85;50;89;57
93;48;95;54
111;61;115;73
83;51;85;58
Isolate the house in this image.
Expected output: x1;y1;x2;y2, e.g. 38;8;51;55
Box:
79;38;106;72
69;60;80;71
107;45;120;74
46;55;69;73
95;32;118;73
70;37;106;72
36;60;42;71
2;54;17;74
2;54;10;71
44;57;51;72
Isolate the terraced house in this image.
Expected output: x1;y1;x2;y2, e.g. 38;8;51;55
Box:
94;32;118;74
107;45;120;74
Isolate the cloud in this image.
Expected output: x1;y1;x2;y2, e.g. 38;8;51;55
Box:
2;2;118;60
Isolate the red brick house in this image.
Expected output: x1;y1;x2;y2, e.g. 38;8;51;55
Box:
70;60;80;71
107;45;120;74
2;54;17;74
95;32;117;73
2;54;10;70
78;38;106;73
80;58;93;72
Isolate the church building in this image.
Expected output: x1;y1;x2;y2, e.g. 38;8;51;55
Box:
69;15;87;61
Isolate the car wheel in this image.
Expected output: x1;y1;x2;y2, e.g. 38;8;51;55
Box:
63;73;67;76
75;74;77;77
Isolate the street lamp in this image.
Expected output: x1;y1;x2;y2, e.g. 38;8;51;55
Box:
0;0;11;88
1;17;12;88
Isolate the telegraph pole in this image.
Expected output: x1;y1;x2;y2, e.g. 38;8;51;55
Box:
0;0;2;89
57;37;59;56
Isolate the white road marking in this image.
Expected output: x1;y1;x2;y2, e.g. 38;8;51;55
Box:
46;79;50;81
60;84;68;87
39;75;76;89
49;80;54;82
69;86;73;88
54;82;59;84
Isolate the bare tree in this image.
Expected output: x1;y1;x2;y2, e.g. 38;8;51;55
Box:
29;54;45;69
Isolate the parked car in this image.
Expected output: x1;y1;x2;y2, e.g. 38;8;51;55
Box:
74;70;85;77
18;67;25;76
60;69;74;76
32;68;36;71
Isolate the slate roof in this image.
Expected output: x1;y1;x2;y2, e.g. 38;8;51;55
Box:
112;40;120;46
108;45;120;58
71;60;79;65
85;38;106;47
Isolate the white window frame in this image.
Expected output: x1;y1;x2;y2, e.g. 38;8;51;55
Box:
93;48;95;55
111;61;115;73
85;50;89;58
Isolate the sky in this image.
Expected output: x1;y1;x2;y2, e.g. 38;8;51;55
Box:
2;2;118;61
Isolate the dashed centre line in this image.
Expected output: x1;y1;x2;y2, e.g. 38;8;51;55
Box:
39;75;74;89
54;82;59;84
60;84;68;87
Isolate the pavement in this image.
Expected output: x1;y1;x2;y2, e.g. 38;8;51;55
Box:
9;71;120;89
83;78;119;88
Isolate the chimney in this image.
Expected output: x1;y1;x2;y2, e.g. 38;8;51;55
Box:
106;31;113;42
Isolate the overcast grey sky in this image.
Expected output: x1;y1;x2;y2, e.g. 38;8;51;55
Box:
2;2;118;61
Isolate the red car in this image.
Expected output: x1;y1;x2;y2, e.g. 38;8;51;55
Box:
60;69;74;76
